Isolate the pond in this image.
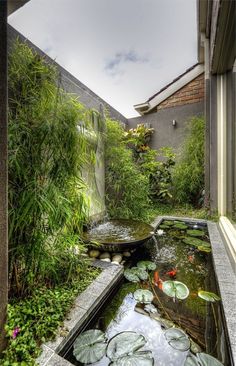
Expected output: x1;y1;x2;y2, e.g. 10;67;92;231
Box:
62;219;230;366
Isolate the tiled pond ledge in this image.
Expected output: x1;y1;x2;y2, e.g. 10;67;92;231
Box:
152;216;236;365
36;261;124;366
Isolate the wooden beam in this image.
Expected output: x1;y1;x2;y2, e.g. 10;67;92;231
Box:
0;0;8;353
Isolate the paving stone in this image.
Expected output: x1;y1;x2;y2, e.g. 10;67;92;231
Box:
36;345;54;365
46;353;72;366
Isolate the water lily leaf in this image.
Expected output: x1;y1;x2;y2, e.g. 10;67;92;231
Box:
137;260;156;271
134;289;154;304
162;220;174;226
196;352;224;366
183;237;211;248
164;328;190;351
187;229;205;237
163;281;189;300
110;351;154;365
107;332;146;361
184;354;199;366
198;291;220;302
124;267;148;282
198;246;211;253
73;329;106;364
144;304;158;314
173;223;188;230
124;269;140;283
159;224;170;229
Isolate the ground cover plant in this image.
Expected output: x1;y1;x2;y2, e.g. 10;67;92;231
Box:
1;268;100;366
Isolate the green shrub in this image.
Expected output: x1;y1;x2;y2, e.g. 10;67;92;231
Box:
172;117;205;206
105;119;150;219
1;268;100;366
8;40;94;297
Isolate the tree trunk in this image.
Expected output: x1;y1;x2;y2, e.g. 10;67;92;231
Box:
0;0;8;353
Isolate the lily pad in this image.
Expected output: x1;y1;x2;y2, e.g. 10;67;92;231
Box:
163;281;189;300
107;332;146;361
73;329;106;364
184;355;199;366
187;229;205;237
134;289;154;304
164;328;190;351
183;237;211;248
124;267;148;282
159;224;170;229
198;246;211;253
196;352;224;366
198;291;220;302
144;304;158;314
110;351;154;365
162;220;174;226
137;261;156;271
173;223;188;230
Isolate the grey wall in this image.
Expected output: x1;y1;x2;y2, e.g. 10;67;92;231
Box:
8;25;128;125
128;102;204;154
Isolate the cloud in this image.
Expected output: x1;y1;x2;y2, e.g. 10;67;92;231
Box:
104;50;149;77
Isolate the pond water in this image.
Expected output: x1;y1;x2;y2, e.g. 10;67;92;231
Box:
64;220;230;366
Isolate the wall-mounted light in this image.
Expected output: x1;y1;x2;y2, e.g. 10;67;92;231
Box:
172;119;177;127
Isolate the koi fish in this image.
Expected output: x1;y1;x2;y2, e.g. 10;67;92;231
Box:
153;271;163;290
166;268;177;278
188;255;195;263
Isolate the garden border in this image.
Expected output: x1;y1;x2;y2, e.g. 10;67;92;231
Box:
36;261;124;366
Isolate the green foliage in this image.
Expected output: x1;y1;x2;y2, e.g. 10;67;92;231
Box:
2;268;100;365
8;40;95;296
105;119;150;219
172;117;205;206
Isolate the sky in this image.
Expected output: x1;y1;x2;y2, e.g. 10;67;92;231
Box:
8;0;198;118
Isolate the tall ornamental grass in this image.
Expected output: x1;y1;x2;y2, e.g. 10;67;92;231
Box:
8;41;92;297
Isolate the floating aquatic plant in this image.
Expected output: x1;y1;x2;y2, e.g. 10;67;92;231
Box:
184;353;224;366
198;291;220;302
144;304;158;314
109;351;154;365
124;267;148;282
162;280;189;300
164;328;190;351
198;246;211;253
187;229;205;237
134;289;154;304
183;237;210;248
73;329;106;364
106;331;147;361
137;260;156;271
159;224;170;229
162;220;174;226
173;223;188;230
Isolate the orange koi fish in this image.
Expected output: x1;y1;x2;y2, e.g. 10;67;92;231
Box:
166;268;177;278
153;271;163;290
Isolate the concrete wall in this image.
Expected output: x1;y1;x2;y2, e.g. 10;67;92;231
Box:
128;101;204;154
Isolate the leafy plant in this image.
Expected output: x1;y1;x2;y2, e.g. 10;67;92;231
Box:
110;351;154;365
172;117;205;206
183;237;210;248
185;353;223;366
2;268;100;365
137;260;156;271
198;291;220;302
186;229;205;237
164;328;190;351
134;289;154;304
162;281;189;300
73;329;107;364
8;40;96;296
124;267;148;282
105;118;150;219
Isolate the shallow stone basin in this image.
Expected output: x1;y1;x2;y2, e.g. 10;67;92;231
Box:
83;219;154;251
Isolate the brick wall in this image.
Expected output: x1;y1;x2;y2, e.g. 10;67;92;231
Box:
157;73;204;110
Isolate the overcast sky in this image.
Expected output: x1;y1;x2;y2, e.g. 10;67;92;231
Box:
8;0;197;118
